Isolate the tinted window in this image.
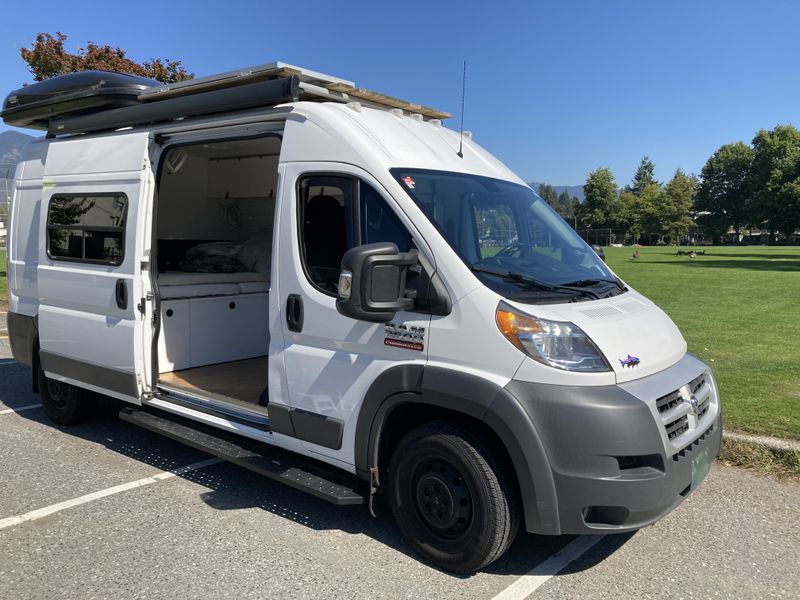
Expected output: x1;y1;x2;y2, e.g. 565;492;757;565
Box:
299;176;354;293
47;194;127;265
298;175;412;294
360;183;412;251
392;169;619;302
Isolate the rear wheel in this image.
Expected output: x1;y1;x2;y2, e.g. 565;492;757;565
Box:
38;361;95;425
388;421;520;573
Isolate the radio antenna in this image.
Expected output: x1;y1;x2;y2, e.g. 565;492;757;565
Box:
457;60;466;158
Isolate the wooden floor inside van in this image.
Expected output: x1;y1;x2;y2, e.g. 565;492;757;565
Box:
159;357;268;408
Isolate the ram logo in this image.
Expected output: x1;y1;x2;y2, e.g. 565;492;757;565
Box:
384;323;425;352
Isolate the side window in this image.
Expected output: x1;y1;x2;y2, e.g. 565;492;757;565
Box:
47;194;127;265
298;175;413;294
299;176;355;293
360;182;413;252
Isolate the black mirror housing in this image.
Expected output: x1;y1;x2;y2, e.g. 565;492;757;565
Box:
336;242;418;323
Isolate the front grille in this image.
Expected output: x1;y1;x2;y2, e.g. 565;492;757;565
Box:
656;390;683;414
655;370;717;453
697;397;710;419
690;373;706;394
664;414;689;440
673;424;715;462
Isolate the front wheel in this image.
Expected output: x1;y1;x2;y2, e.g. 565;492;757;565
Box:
388;421;520;573
38;361;95;425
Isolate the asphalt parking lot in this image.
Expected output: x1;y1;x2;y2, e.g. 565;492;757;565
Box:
1;337;798;600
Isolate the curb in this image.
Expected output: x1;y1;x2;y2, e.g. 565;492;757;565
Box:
721;430;800;477
723;430;800;454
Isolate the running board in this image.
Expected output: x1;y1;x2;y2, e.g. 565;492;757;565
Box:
119;407;365;506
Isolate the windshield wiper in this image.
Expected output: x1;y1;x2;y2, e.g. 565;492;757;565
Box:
560;278;627;293
471;265;598;299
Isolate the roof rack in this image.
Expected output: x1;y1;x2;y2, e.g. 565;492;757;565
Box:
1;61;451;136
138;62;451;120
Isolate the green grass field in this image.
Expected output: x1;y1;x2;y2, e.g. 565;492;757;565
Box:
605;246;800;440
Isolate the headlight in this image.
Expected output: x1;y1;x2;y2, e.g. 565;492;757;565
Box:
495;302;610;372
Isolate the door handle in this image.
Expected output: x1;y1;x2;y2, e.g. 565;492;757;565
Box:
115;279;128;310
286;294;304;332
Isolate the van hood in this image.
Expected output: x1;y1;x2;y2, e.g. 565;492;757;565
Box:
511;290;687;384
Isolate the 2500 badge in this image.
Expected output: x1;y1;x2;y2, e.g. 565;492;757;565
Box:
384;323;426;352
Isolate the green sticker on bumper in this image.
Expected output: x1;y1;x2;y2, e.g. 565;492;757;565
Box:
691;447;711;490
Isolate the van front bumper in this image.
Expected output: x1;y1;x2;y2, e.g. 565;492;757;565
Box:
505;353;722;534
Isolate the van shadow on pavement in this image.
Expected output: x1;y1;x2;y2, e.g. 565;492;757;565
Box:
0;358;631;577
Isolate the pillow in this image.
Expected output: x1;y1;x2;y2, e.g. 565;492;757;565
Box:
236;229;272;277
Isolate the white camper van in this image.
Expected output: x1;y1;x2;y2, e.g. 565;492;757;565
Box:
2;63;721;573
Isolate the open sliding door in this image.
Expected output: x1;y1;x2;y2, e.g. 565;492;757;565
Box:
37;131;154;403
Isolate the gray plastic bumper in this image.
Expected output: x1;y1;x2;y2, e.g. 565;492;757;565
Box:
506;353;722;534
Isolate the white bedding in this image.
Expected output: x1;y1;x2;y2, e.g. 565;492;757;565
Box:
157;271;266;286
157;271;268;299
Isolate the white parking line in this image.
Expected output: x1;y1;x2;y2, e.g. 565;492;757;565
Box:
0;457;222;531
0;403;42;415
491;535;605;600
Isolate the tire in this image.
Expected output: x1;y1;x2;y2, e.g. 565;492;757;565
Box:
388;421;520;574
38;362;95;425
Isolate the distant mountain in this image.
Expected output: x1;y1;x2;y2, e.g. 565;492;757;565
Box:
529;182;584;202
0;130;36;167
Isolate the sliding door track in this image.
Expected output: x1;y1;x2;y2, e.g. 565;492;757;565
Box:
156;383;270;429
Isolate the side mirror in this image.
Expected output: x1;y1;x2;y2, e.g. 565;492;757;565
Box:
336;242;418;323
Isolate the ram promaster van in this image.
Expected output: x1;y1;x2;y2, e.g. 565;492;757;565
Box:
2;63;721;573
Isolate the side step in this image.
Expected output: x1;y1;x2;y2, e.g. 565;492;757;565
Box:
119;407;365;506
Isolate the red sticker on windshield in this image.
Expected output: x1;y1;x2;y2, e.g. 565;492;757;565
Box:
402;176;416;189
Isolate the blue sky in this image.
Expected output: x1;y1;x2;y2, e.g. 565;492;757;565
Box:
1;0;798;186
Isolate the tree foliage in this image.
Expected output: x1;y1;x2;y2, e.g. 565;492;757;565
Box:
616;190;641;239
750;125;800;239
556;190;577;222
628;156;659;196
663;169;698;242
694;125;800;242
578;168;617;229
20;32;194;83
695;142;753;241
537;184;559;210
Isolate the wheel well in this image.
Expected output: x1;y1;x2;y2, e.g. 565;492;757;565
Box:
377;402;520;497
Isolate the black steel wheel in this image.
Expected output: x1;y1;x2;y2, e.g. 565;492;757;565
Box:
388;421;520;573
38;359;95;425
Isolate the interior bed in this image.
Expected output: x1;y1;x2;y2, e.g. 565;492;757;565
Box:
154;136;279;411
158;270;268;299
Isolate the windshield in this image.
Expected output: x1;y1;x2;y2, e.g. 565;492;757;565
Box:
392;169;622;303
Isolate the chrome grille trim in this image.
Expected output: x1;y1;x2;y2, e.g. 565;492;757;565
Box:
657;370;718;455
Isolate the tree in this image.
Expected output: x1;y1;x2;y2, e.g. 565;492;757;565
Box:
663;169;698;243
638;183;667;241
617;190;645;243
750;125;800;241
20;32;194;83
556;190;577;223
577;168;617;229
537;184;559;210
695;142;754;242
628;156;660;196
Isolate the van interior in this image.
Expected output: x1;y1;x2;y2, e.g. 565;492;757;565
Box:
154;136;281;417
